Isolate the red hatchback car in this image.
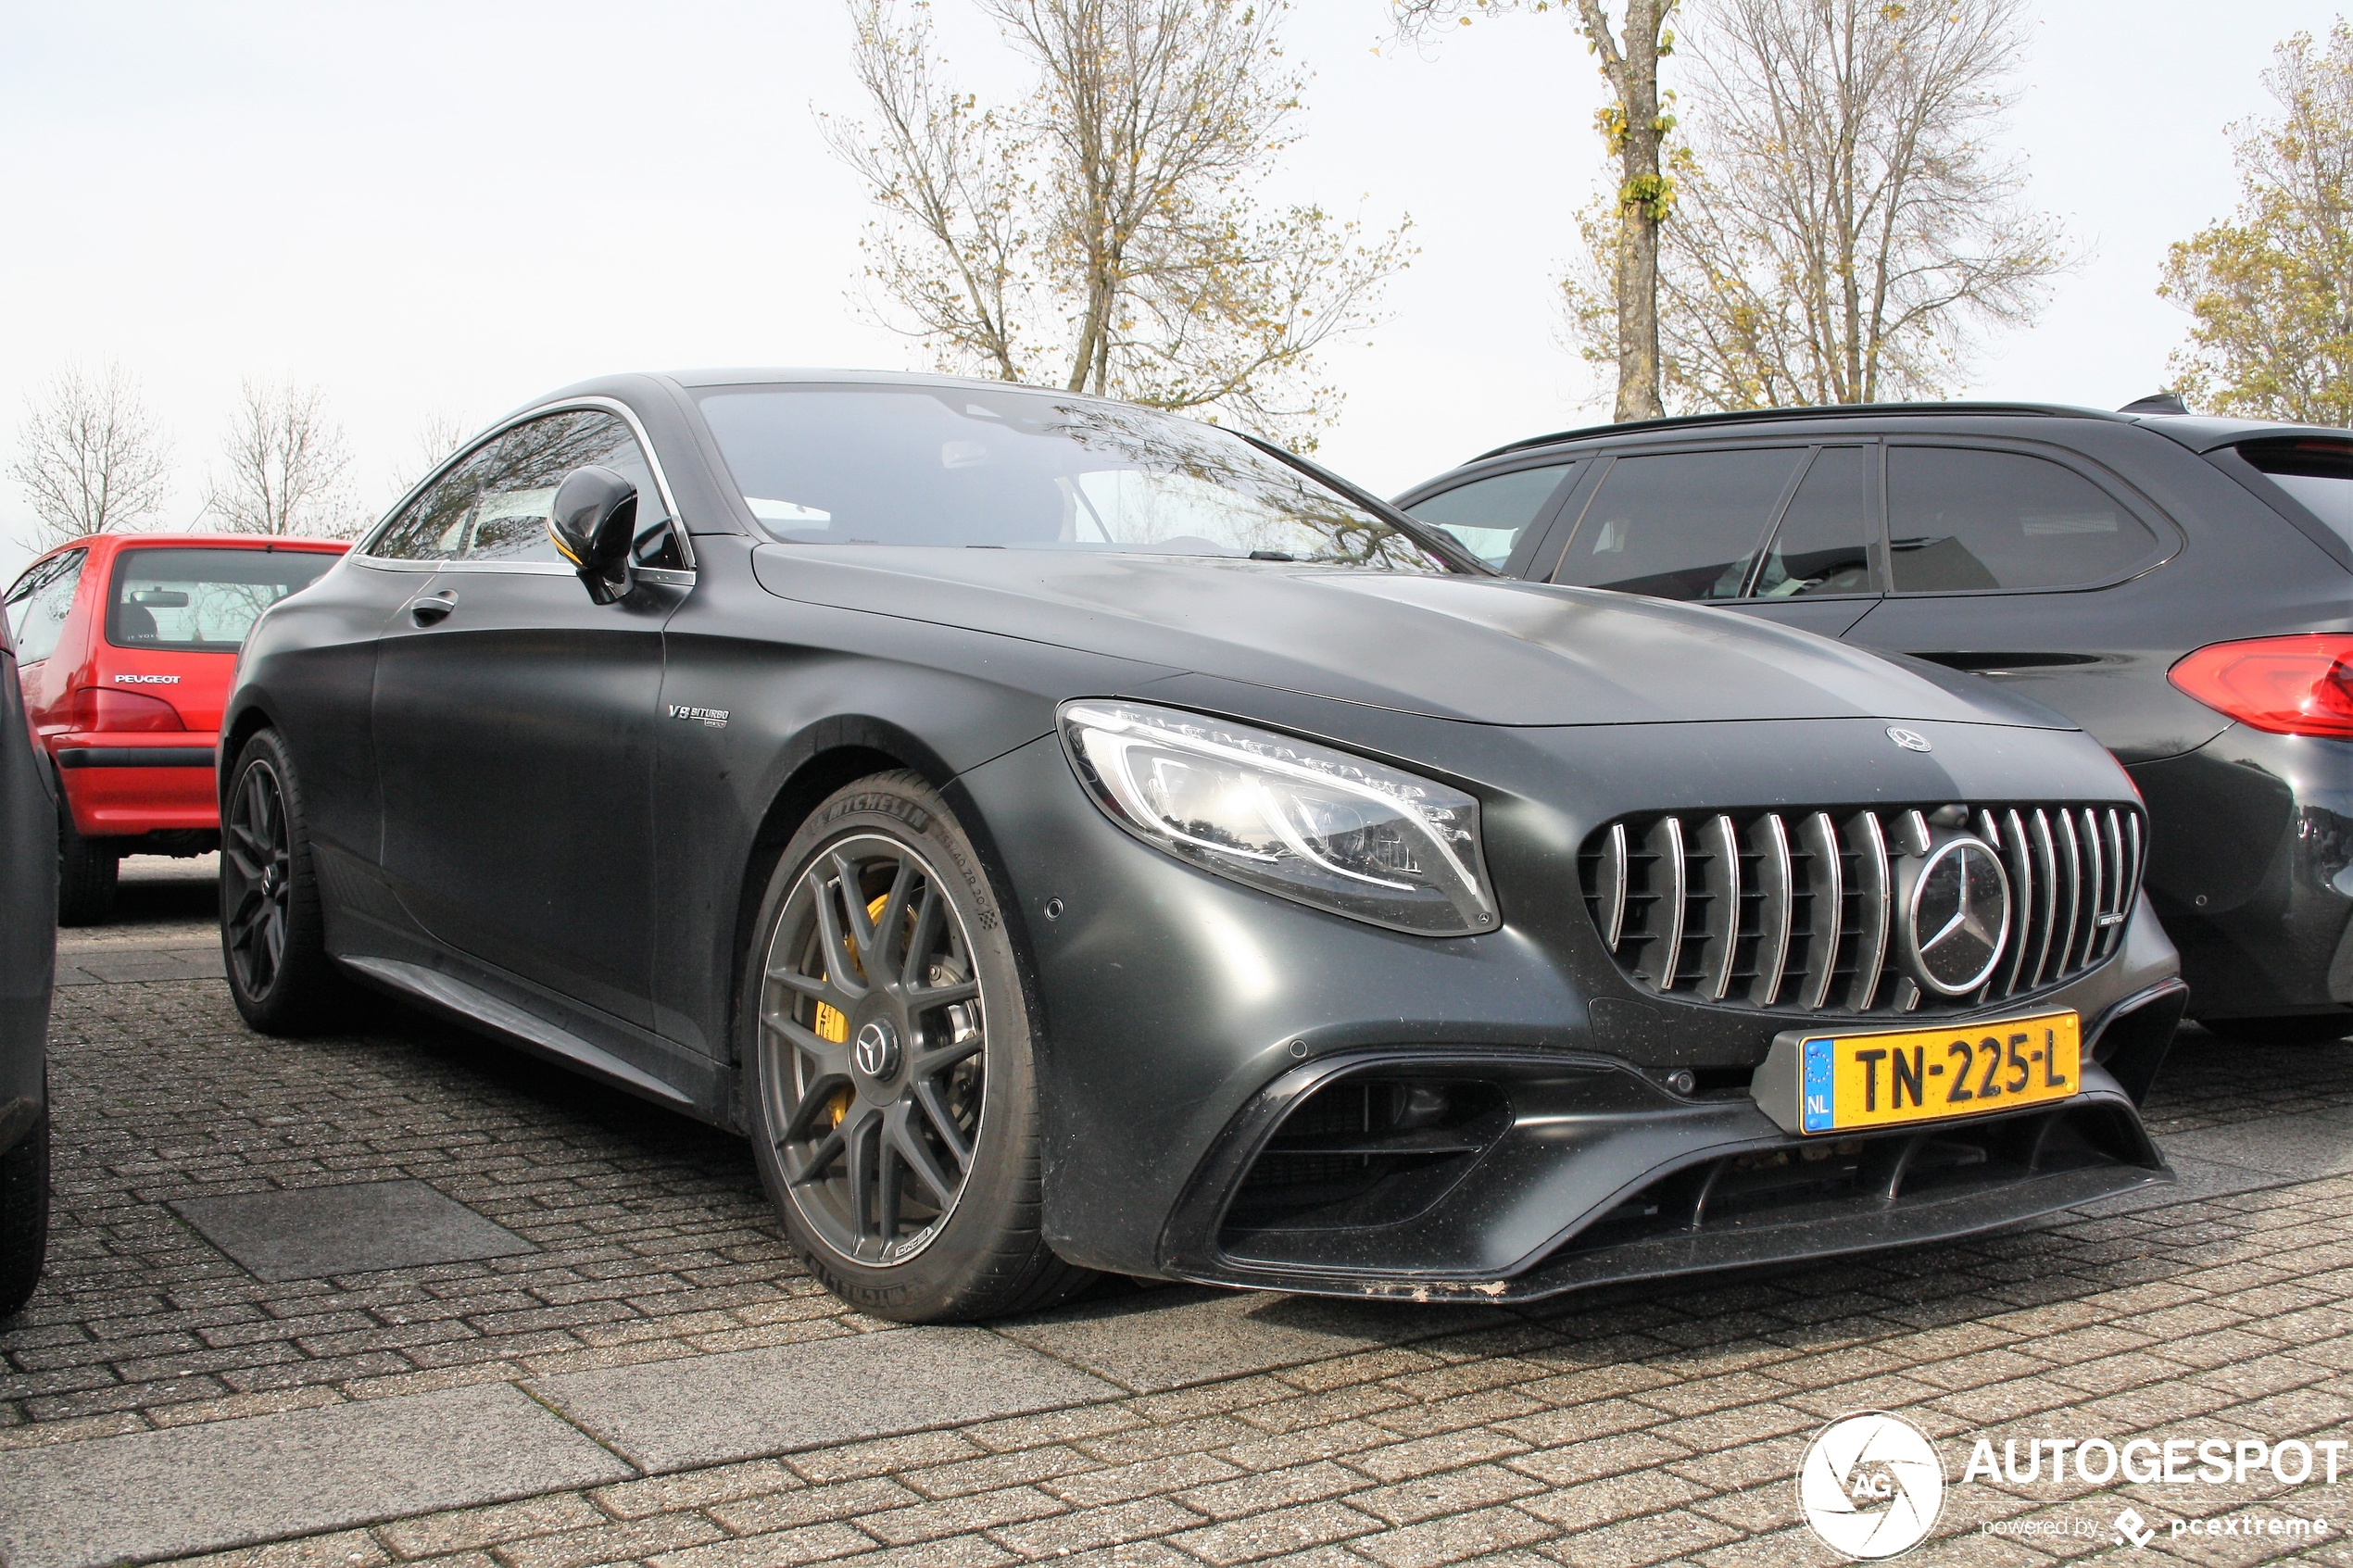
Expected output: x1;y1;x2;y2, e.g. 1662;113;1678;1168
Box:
4;534;346;922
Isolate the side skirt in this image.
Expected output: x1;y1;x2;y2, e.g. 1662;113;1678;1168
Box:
339;955;704;1114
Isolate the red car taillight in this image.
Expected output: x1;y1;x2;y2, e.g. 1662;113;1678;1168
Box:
2168;634;2353;739
71;686;186;733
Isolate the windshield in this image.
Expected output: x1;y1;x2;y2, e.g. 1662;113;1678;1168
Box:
107;546;340;652
695;384;1451;571
2240;439;2353;553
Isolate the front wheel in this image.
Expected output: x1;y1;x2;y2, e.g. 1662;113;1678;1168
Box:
0;1109;48;1320
741;771;1092;1322
220;730;345;1034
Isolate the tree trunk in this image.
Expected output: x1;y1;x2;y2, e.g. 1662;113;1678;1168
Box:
1582;0;1668;421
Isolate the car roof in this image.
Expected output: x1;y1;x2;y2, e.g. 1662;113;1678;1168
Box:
30;533;349;561
1466;401;2353;466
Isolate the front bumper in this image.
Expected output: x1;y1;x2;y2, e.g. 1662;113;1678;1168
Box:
960;698;2186;1296
2131;727;2353;1018
52;733;220;836
1159;977;2183;1300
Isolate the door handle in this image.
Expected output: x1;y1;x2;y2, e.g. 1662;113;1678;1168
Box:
409;592;457;627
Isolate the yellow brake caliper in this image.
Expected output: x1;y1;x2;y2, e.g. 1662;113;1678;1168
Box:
811;893;896;1131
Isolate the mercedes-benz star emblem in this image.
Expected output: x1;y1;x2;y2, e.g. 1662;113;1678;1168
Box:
852;1019;901;1079
1903;837;2011;995
1886;726;1932;752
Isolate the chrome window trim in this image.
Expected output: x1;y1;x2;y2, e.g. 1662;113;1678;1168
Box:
353;395;695;573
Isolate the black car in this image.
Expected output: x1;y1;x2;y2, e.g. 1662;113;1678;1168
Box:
221;371;2185;1322
1;597;57;1319
1399;403;2353;1045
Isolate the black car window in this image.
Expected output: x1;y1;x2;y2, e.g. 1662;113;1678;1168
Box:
106;547;339;652
2236;439;2353;553
1750;445;1874;598
696;385;1450;571
464;410;664;564
1402;464;1573;569
1553;447;1805;600
1887;446;2162;592
3;549;85;664
371;443;496;561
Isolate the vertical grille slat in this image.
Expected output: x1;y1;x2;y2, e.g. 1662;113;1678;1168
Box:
1581;798;2144;1020
2118;818;2136;963
1642;816;1686;992
1699;814;1743;1001
2115;810;2144;953
1751;814;1795;1007
2053;809;2083;984
1596;822;1628;950
1798;811;1843;1011
2029;809;2059;987
1996;808;2033;998
1844;811;1891;1012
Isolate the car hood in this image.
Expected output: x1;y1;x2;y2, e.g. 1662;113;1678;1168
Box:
750;546;2069;729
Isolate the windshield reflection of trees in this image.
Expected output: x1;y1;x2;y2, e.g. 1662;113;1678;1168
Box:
1041;399;1438;571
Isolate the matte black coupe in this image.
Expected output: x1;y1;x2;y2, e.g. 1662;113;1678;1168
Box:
220;372;2187;1321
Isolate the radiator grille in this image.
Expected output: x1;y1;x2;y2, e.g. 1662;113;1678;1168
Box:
1579;803;2143;1017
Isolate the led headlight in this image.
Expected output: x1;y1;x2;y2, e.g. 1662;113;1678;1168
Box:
1057;700;1499;935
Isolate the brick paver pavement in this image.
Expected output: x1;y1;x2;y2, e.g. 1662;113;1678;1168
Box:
6;862;2353;1566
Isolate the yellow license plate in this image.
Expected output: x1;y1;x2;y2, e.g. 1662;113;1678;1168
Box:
1798;1011;2081;1134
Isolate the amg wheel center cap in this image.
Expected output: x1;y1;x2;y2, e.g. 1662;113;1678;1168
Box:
1900;835;2012;996
852;1018;902;1082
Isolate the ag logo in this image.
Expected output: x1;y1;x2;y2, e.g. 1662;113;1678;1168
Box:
1796;1411;1944;1560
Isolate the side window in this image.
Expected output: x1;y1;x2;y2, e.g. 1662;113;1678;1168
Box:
1887;447;2164;592
1750;445;1875;597
1402;463;1574;570
1553;448;1806;601
3;550;87;664
466;410;663;563
371;445;495;561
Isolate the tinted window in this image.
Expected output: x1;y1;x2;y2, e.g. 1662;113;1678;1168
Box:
1554;448;1805;600
4;550;85;664
2239;439;2353;552
106;547;339;652
1403;464;1572;569
467;411;663;563
371;443;496;561
1752;445;1874;597
697;385;1448;571
1887;447;2161;592
369;410;661;564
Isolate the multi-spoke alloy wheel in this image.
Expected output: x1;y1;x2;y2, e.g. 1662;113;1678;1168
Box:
742;771;1090;1321
761;833;986;1266
222;759;293;998
219;729;341;1034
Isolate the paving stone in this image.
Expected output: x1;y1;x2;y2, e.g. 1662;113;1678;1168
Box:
531;1330;1117;1471
0;1383;631;1568
995;1290;1508;1395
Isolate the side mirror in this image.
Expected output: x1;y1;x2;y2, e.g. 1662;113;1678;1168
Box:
549;465;639;605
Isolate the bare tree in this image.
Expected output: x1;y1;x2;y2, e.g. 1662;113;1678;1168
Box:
205;379;357;537
7;363;173;550
1392;2;1678;421
1567;0;2070;410
827;0;1413;445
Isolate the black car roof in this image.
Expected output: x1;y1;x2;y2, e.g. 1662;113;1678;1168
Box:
1470;401;2353;464
1472;402;2133;461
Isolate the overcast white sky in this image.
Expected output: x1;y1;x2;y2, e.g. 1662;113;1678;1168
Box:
2;1;2341;586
